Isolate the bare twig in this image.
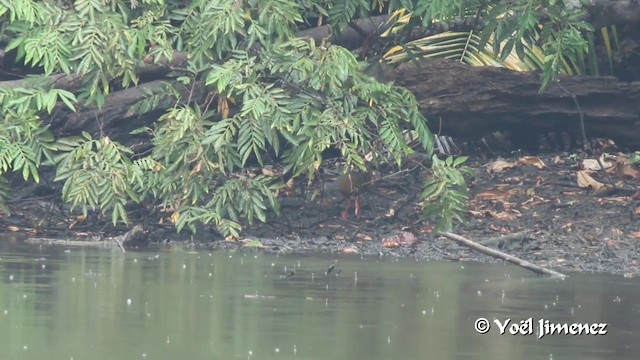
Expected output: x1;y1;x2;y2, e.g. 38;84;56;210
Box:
438;231;567;278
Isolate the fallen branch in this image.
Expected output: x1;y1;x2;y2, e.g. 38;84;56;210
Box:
438;231;567;278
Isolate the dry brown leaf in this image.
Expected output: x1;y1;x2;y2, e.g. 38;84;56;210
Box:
503;176;524;183
468;210;485;217
518;156;546;169
261;167;276;176
419;224;434;233
582;156;612;171
170;211;180;223
522;195;546;208
576;170;605;190
6;225;20;232
381;231;417;246
285;178;295;189
616;163;640;179
488;224;511;233
474;188;511;201
382;240;400;248
486;160;517;172
343;247;359;253
491;209;521;221
630;231;640;238
356;233;373;241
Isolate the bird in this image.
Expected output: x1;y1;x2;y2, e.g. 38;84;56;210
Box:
323;171;372;220
279;270;295;279
325;260;337;276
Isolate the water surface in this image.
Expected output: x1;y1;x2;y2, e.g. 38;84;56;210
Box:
0;238;638;359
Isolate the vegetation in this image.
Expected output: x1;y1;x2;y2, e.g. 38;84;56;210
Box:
0;0;603;235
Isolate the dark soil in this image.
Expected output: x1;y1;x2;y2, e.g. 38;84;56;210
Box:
3;150;640;277
238;151;640;276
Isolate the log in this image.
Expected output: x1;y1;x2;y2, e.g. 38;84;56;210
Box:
390;59;640;148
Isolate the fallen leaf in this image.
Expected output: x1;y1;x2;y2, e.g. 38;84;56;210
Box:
486;160;517;172
491;209;521;221
582;157;612;171
343;247;359;253
382;240;400;248
6;225;19;232
285;178;295;189
611;228;623;235
380;231;418;246
518;156;546;169
521;195;546;208
488;224;511;233
474;188;511;201
261;167;276;176
631;231;640;238
576;170;605;190
356;233;373;241
615;163;640;179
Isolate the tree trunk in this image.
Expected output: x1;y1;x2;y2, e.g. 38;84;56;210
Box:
389;59;640;148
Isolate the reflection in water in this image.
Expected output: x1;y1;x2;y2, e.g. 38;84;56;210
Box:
0;239;638;360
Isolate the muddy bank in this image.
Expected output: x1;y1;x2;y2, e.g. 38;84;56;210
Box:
3;151;640;277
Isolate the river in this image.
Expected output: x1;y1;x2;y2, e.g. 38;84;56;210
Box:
0;238;638;359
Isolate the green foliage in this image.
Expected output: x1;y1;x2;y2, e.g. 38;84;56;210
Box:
0;0;605;235
0;175;10;214
422;155;473;232
379;1;597;91
328;0;370;29
243;239;263;248
0;86;62;209
54;133;142;225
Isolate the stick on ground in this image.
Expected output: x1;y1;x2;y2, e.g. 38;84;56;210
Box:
438;231;567;278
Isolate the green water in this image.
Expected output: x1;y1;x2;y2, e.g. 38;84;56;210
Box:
0;238;638;360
